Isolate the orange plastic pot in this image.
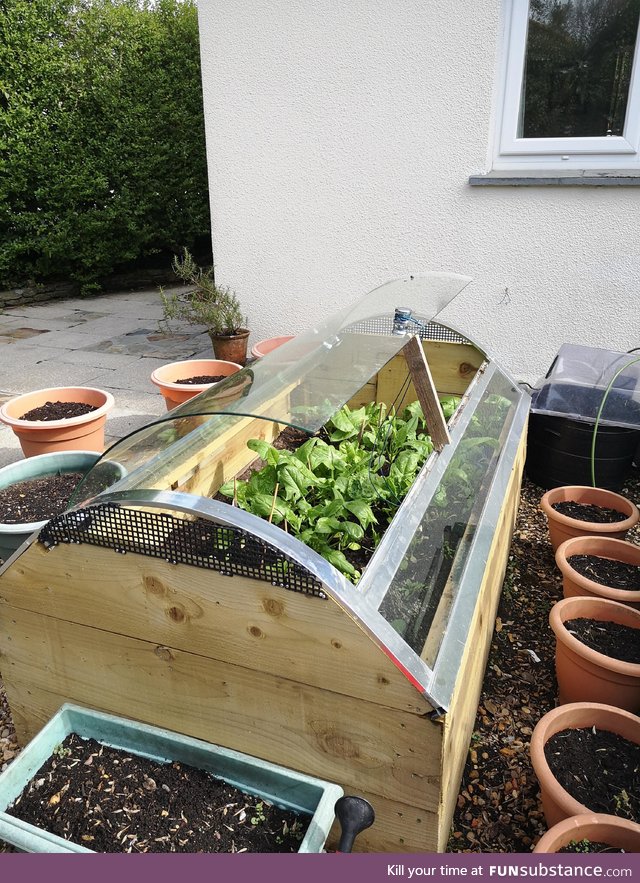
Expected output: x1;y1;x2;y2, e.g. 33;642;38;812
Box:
555;536;640;608
251;336;294;359
0;387;114;457
540;485;639;552
530;702;640;828
534;812;640;853
550;595;640;711
150;360;243;411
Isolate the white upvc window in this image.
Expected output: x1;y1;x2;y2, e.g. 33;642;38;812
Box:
494;0;640;170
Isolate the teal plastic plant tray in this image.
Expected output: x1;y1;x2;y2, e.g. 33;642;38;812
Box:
0;703;343;853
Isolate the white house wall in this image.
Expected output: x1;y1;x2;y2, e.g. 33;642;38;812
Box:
197;0;640;384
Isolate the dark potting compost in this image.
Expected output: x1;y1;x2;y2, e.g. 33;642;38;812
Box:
20;401;98;421
551;501;627;524
174;374;225;385
544;727;640;822
7;734;309;853
558;840;624;854
0;473;82;523
567;554;640;590
564;618;640;664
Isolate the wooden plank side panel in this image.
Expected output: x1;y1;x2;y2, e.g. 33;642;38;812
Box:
0;612;442;812
0;543;428;714
377;342;484;410
437;426;527;850
326;788;440;853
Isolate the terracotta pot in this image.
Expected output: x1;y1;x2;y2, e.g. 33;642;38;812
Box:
209;329;250;366
530;701;640;827
540;485;639;552
555;536;640;608
251;336;294;359
550;596;640;711
150;359;243;411
534;812;640;853
0;387;114;457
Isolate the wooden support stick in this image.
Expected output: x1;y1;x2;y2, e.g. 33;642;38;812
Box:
402;335;451;451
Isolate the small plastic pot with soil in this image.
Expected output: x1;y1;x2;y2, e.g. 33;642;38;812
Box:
533;812;640;853
550;595;640;711
555;535;640;608
0;451;124;563
540;485;639;552
0;387;114;457
530;701;640;828
150;359;243;410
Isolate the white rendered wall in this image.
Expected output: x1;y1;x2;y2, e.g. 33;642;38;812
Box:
197;0;640;383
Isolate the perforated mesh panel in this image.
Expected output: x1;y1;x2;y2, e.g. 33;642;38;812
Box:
39;504;326;598
344;317;468;343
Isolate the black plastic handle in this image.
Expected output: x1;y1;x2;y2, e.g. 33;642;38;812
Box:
334;795;375;853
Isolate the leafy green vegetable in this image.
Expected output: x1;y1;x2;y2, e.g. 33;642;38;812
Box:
220;402;440;580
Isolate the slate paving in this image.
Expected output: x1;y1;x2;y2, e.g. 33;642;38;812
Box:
0;286;213;468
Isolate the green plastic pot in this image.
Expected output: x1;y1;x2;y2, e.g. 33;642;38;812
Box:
0;703;343;853
0;451;123;562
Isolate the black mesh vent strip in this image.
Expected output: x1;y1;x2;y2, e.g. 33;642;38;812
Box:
39;504;326;598
344;318;468;343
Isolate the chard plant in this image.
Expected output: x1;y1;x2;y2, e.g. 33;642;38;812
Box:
219;401;439;581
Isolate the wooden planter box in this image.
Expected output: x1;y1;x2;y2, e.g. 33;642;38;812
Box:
0;703;342;853
0;280;529;852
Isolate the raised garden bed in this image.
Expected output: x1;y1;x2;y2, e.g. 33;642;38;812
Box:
0;280;529;852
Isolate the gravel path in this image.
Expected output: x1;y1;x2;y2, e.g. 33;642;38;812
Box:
1;470;639;853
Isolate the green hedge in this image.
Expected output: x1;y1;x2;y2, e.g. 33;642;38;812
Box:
0;0;211;290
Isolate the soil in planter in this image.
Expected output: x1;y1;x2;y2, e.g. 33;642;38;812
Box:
564;617;640;663
21;401;98;421
551;501;628;523
7;734;310;853
0;472;83;523
544;727;640;822
174;374;225;385
567;554;640;590
558;840;624;853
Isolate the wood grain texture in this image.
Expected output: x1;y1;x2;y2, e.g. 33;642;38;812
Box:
402;336;451;450
0;542;428;714
0;612;442;811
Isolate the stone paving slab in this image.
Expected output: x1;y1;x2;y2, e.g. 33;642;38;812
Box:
0;287;211;468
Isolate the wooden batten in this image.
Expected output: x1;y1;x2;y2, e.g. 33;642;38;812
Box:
401;336;451;450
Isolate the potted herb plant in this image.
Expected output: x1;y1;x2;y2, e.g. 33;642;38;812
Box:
0;703;343;853
160;249;250;366
555;535;640;608
550;595;640;711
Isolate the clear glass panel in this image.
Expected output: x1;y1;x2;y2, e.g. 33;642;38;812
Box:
70;273;472;506
521;0;640;138
376;370;519;665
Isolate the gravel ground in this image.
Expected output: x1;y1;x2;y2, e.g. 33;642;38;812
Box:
1;470;639;853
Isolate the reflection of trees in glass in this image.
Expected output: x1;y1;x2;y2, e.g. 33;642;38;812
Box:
522;0;640;138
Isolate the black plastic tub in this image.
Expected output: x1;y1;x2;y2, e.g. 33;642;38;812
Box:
525;385;640;491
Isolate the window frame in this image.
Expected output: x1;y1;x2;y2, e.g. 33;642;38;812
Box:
494;0;640;170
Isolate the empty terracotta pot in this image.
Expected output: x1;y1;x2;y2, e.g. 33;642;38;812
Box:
0;387;114;457
533;812;640;853
540;485;639;552
550;595;640;711
555;536;640;608
251;336;294;359
530;702;640;828
150;360;243;410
